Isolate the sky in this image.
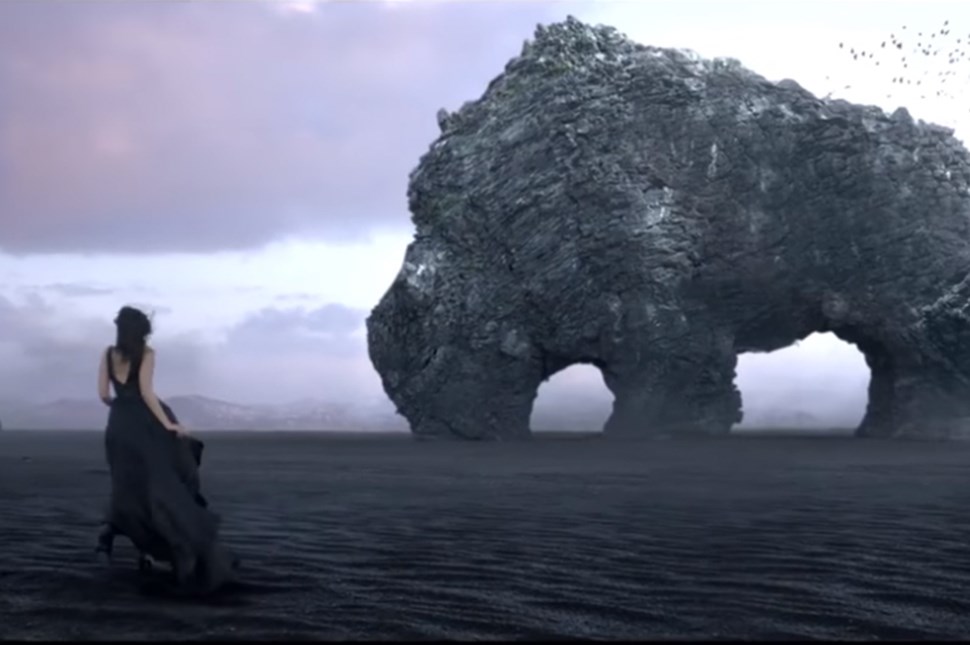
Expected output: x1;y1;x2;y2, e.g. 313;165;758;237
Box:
1;0;968;427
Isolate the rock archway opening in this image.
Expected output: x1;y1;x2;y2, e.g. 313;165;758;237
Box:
529;363;613;434
734;332;869;434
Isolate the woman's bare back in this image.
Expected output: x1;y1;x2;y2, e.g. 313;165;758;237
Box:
108;346;151;388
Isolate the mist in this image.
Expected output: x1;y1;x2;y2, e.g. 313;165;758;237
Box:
531;333;870;431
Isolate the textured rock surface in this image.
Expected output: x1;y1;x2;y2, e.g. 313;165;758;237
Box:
367;16;970;440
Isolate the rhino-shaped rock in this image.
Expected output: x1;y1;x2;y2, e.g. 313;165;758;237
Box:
367;16;970;441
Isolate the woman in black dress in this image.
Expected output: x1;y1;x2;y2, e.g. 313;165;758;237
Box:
95;306;235;594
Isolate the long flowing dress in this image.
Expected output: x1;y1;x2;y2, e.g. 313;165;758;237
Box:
101;346;236;594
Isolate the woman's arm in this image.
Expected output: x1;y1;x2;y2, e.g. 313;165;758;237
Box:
98;349;112;406
139;349;182;433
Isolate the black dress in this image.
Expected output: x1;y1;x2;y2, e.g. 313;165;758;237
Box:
100;346;236;593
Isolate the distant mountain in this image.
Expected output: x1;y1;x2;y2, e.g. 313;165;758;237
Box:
0;393;868;434
0;392;613;433
163;395;409;432
3;398;108;431
0;395;409;432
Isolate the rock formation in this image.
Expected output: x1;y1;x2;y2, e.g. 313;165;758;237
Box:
367;16;970;440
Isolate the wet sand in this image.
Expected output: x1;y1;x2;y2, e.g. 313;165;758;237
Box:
2;429;969;640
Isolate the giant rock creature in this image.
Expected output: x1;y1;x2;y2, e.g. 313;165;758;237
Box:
367;17;970;441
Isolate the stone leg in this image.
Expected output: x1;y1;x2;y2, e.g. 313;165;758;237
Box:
852;332;970;439
854;345;896;438
888;373;970;439
395;344;544;441
601;332;741;437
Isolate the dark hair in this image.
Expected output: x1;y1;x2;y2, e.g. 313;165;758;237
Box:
114;306;152;364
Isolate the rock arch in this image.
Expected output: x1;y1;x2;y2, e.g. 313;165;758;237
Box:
529;363;611;433
366;17;970;440
733;332;868;431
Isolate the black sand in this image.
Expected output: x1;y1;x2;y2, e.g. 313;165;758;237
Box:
2;430;969;640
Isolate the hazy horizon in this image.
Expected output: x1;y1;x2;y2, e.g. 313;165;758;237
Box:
2;0;967;430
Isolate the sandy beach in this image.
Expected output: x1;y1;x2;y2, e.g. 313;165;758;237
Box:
1;429;969;640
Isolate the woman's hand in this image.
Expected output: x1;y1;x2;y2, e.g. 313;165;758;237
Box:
166;423;188;435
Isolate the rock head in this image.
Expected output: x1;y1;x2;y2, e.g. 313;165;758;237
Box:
367;16;970;441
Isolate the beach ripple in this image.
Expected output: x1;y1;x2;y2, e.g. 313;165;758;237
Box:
2;431;969;640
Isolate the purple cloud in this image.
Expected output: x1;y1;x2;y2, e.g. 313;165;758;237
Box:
0;0;581;254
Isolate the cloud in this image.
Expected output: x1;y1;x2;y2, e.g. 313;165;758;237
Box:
202;302;378;404
0;289;870;426
224;303;367;358
0;0;581;255
0;293;206;404
41;283;116;297
0;293;377;406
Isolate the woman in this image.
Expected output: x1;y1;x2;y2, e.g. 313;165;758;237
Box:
97;400;209;570
96;305;235;594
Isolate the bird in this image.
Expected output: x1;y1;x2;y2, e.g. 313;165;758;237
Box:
829;16;970;117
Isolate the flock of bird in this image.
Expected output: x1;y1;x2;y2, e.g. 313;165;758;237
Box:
829;19;970;106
